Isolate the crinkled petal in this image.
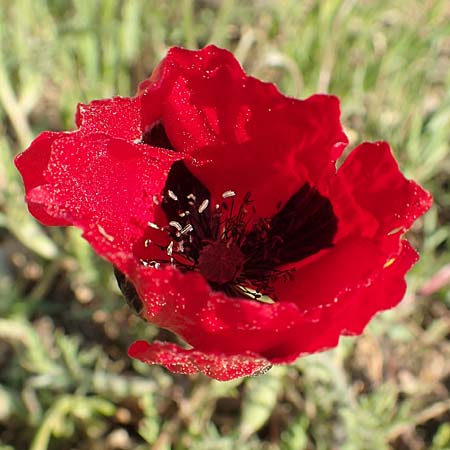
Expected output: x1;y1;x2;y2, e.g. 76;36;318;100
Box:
190;93;347;220
128;340;272;381
128;234;415;366
75;96;142;141
331;142;432;239
131;264;317;356
140;45;348;218
274;236;395;310
25;134;180;274
340;239;418;335
134;264;304;334
258;241;419;364
15;131;72;226
16;96;144;226
128;260;360;364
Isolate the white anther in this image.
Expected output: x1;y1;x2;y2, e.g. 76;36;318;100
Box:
169;221;182;231
167;241;174;256
181;224;193;234
144;239;152;247
147;221;160;230
152;195;160;205
222;190;236;198
167;190;178;201
141;259;161;269
198;199;209;213
187;193;196;201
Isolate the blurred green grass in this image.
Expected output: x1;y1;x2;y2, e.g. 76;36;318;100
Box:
0;0;449;449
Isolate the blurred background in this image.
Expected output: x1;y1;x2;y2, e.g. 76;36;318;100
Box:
0;0;449;449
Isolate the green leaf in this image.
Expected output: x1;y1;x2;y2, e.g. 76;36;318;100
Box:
239;366;286;439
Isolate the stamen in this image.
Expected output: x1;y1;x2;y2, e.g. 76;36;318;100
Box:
222;190;236;198
144;239;152;247
187;193;196;201
148;221;160;230
181;224;193;234
140;259;162;269
152;195;160;205
167;190;178;201
167;241;174;256
198;199;209;214
169;221;182;231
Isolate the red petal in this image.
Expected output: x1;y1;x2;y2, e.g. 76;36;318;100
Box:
138;45;245;111
274;236;394;310
140;45;348;219
16;96;144;226
190;94;348;220
14;131;71;226
75;96;142;141
131;264;315;356
256;241;419;364
340;240;418;335
129;262;354;365
331;142;432;239
128;234;415;367
26;134;179;274
128;340;271;381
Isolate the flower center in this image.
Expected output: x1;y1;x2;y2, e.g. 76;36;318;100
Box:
137;160;338;301
198;241;245;285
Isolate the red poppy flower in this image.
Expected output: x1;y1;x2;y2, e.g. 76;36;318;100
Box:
15;45;432;381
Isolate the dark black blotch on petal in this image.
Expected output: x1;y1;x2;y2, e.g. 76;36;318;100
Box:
241;183;337;273
268;183;338;264
114;267;144;316
142;122;175;151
